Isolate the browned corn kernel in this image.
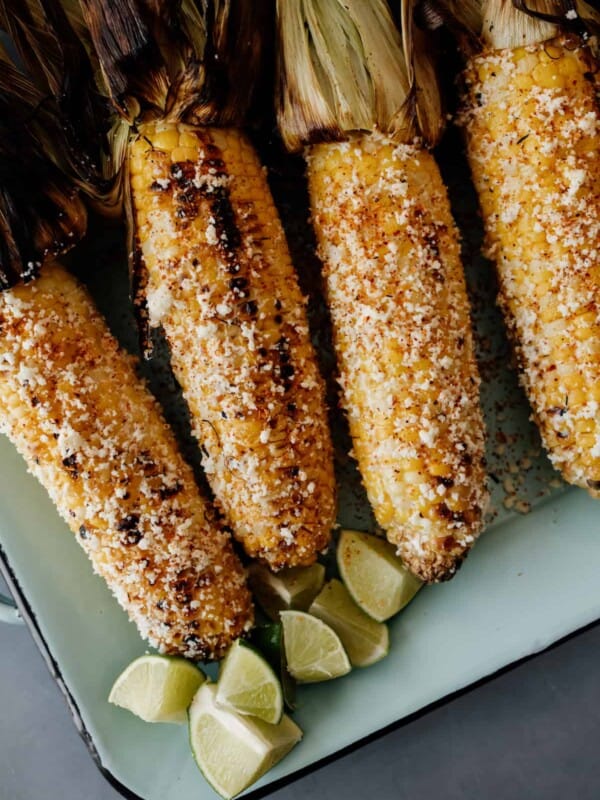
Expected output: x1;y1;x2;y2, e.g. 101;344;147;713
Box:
0;264;253;658
461;37;600;496
307;132;489;582
128;123;336;569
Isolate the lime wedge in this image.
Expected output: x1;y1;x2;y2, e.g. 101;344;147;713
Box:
309;579;389;667
280;610;351;683
337;530;423;622
248;563;326;620
216;640;283;724
189;682;302;799
108;654;205;724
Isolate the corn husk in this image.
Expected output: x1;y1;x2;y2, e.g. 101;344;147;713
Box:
276;0;447;151
482;0;565;47
480;0;600;48
0;57;87;288
0;0;122;211
78;0;270;127
0;0;130;287
401;0;444;145
418;0;483;34
434;0;600;53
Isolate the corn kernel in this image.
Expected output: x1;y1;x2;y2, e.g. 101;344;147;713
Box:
515;73;534;91
170;147;198;162
402;427;421;445
562;372;583;391
566;387;586;407
130;174;150;193
558;55;580;76
148;129;180;150
429;461;452;478
578;433;596;449
539;304;560;324
590;384;600;402
179;131;200;149
533;62;566;89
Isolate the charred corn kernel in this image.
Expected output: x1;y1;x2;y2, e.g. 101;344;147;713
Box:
307;132;489;583
0;264;253;659
128;122;336;569
462;37;600;495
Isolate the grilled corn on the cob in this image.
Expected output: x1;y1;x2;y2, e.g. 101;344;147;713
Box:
0;264;253;658
129;122;335;569
77;1;337;569
277;0;488;581
461;4;600;495
308;134;487;581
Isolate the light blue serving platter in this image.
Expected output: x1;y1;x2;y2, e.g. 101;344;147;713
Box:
1;137;599;800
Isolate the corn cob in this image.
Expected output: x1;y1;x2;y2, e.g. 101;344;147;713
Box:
307;134;487;581
74;1;337;569
128;122;335;569
0;263;253;658
277;0;489;581
460;6;600;495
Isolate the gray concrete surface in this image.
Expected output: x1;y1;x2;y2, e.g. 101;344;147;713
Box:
2;571;600;800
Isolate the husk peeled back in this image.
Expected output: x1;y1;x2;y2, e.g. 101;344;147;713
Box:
0;0;123;212
401;0;444;146
430;0;599;54
482;0;567;47
78;0;271;127
276;0;447;151
417;0;483;34
0;0;124;288
480;1;600;48
0;56;87;289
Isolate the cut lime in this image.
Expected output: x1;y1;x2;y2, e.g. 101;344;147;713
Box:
216;640;283;724
280;610;351;683
189;682;302;799
248;563;326;620
108;654;205;724
309;579;389;667
337;530;423;622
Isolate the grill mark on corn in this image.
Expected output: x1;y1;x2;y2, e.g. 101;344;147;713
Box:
131;231;152;358
127;122;336;568
461;37;600;495
165;129;301;397
307;132;489;582
0;264;253;658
